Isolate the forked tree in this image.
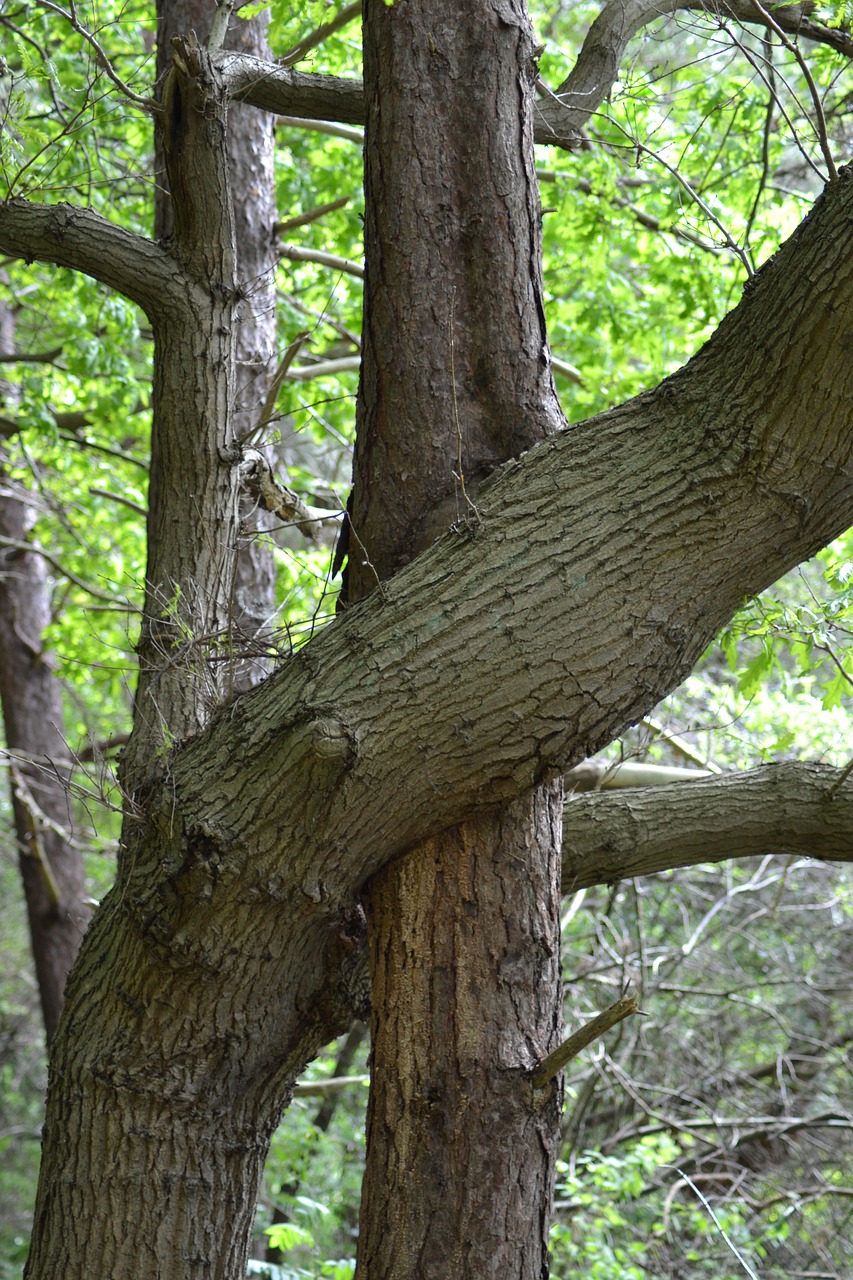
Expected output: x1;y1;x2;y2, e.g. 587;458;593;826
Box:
1;0;852;1277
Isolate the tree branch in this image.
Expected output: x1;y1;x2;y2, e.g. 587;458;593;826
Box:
561;761;853;890
163;165;853;925
535;0;853;151
279;0;361;68
0;201;181;321
220;2;852;152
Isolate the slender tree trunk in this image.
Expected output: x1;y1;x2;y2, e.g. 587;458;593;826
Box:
0;298;86;1044
153;0;279;694
352;3;564;1275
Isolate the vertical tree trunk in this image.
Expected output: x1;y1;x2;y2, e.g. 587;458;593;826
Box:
352;3;564;1275
0;298;87;1044
153;0;279;694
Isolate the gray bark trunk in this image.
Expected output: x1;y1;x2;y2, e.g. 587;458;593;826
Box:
153;0;279;693
0;299;87;1043
561;762;853;890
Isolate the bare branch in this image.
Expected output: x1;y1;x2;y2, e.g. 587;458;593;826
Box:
280;1;361;68
219;54;365;125
277;241;364;278
287;355;360;381
533;995;641;1086
535;0;852;151
0;346;63;363
275;196;351;234
208;0;235;54
561;762;853;891
0;201;181;320
748;0;838;180
0;534;137;608
277;115;363;143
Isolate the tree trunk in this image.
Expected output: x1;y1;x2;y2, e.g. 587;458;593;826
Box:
360;797;563;1278
0;479;88;1044
351;3;568;1275
119;35;242;801
0;298;86;1044
153;0;279;694
4;10;853;1278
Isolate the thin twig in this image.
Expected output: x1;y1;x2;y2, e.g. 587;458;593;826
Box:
533;994;640;1087
238;331;310;446
748;0;837;180
276;115;364;144
675;1172;761;1279
278;243;364;279
0;535;137;608
601;114;754;275
743;37;775;249
279;0;361;68
276;196;351;234
34;0;157;112
88;487;147;517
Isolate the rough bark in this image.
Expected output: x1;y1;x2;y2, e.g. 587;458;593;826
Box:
0;300;87;1042
9;154;853;1280
360;795;563;1279
0;488;87;1044
120;36;243;799
0;290;87;1039
347;0;563;597
1;1;852;1268
153;0;279;692
561;761;853;891
8;158;853;1277
350;4;564;1275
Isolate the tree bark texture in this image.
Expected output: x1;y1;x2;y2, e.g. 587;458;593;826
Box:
0;300;87;1041
120;38;244;799
14;158;853;1276
561;762;853;890
4;21;853;1280
0;492;87;1044
153;0;280;692
348;0;562;598
351;3;564;1276
359;795;563;1280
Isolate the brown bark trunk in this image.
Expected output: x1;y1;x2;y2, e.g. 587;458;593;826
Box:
352;3;564;1275
0;299;86;1044
360;796;563;1279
